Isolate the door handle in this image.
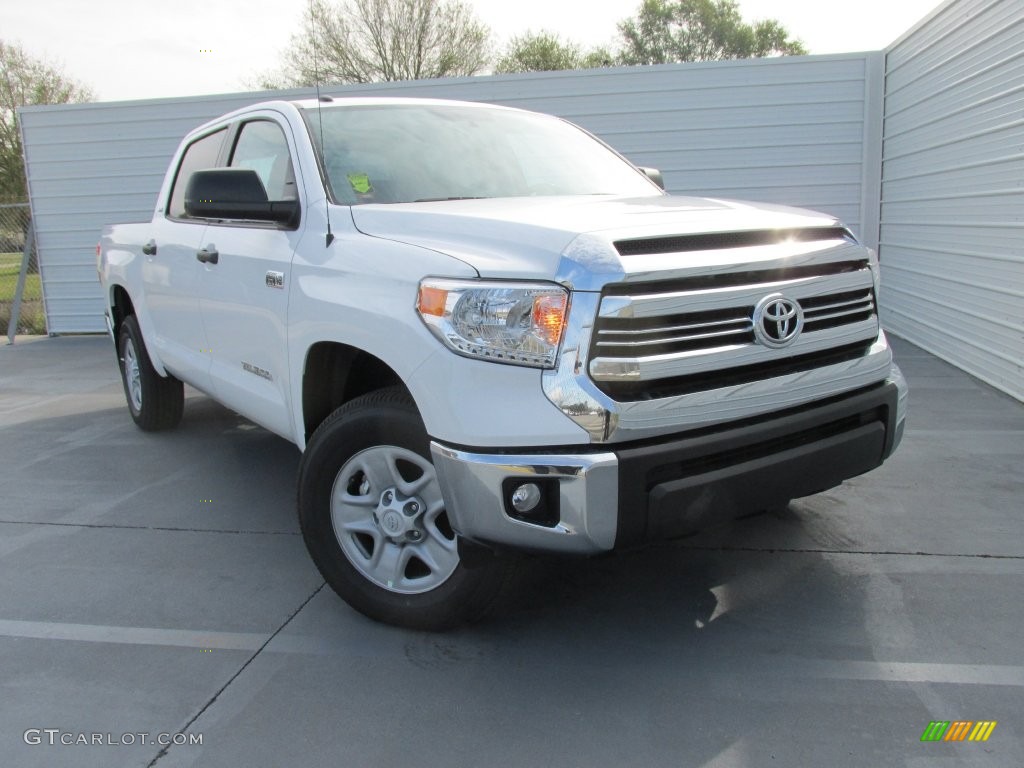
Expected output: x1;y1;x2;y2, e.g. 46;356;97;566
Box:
196;248;219;265
142;240;157;256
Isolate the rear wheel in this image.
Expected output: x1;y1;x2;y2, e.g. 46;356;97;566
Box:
117;315;184;431
298;387;510;630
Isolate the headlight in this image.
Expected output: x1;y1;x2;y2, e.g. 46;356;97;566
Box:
417;279;569;368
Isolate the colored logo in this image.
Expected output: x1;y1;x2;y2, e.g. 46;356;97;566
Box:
921;721;997;742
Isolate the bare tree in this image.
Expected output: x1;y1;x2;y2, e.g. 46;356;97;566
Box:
1;40;93;203
260;0;491;88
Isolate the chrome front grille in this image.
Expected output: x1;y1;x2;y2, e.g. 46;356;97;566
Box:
801;289;875;331
595;307;752;357
589;258;879;399
592;285;876;359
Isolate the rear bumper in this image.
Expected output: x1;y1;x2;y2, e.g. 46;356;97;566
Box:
432;368;907;554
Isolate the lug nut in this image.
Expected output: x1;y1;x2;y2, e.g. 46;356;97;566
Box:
405;501;419;516
383;491;392;504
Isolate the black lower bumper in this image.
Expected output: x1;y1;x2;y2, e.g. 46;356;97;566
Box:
614;383;901;549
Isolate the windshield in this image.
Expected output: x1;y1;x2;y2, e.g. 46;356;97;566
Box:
300;103;661;205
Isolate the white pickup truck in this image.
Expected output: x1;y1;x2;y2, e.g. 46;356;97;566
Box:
98;97;907;629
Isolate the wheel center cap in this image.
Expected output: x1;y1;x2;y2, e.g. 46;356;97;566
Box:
380;510;405;536
376;487;425;539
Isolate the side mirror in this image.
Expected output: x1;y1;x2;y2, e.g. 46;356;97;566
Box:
639;167;665;190
184;168;299;226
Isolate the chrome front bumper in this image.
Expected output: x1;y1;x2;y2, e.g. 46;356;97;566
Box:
430;443;619;554
432;367;907;555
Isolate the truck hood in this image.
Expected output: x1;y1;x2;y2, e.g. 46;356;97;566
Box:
349;195;846;289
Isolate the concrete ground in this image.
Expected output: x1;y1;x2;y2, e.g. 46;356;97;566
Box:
0;334;1021;768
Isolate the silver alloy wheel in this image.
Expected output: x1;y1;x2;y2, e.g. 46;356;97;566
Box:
331;445;458;594
123;338;143;411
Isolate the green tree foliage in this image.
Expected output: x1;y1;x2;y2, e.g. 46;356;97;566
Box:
261;0;491;87
617;0;807;65
494;31;614;74
1;41;93;203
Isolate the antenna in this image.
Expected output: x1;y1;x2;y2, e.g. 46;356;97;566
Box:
309;0;335;247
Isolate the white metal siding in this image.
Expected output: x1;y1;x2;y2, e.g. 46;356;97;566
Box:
20;54;881;334
19;89;316;333
880;0;1024;400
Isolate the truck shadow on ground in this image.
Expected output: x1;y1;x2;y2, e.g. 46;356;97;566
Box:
478;504;869;657
2;394;300;533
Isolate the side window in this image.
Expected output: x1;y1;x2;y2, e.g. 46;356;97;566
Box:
167;128;227;219
229;121;297;201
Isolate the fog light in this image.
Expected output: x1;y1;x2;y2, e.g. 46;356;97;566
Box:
510;483;542;513
502;477;560;528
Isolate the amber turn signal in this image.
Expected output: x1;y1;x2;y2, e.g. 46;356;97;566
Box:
532;293;568;346
417;285;448;317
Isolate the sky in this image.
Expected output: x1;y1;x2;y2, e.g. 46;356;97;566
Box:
5;0;948;103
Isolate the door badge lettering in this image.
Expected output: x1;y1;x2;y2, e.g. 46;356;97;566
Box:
242;362;273;381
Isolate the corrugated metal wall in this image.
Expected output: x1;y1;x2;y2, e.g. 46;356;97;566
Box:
19;89;316;333
879;0;1024;400
20;54;881;334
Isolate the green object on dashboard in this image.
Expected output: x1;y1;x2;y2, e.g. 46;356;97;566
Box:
347;173;372;194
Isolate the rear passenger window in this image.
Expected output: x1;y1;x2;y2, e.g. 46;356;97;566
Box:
167;128;226;219
229;121;297;201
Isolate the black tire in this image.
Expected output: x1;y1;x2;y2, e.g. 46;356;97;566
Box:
117;315;184;431
298;386;511;631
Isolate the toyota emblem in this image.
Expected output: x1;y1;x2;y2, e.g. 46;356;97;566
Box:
753;293;803;348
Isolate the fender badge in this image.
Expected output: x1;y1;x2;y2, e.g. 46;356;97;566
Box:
242;362;273;381
266;271;285;289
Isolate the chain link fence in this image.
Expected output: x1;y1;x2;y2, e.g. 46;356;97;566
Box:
1;203;45;341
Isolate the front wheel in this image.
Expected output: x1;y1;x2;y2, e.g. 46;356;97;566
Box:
298;387;511;631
